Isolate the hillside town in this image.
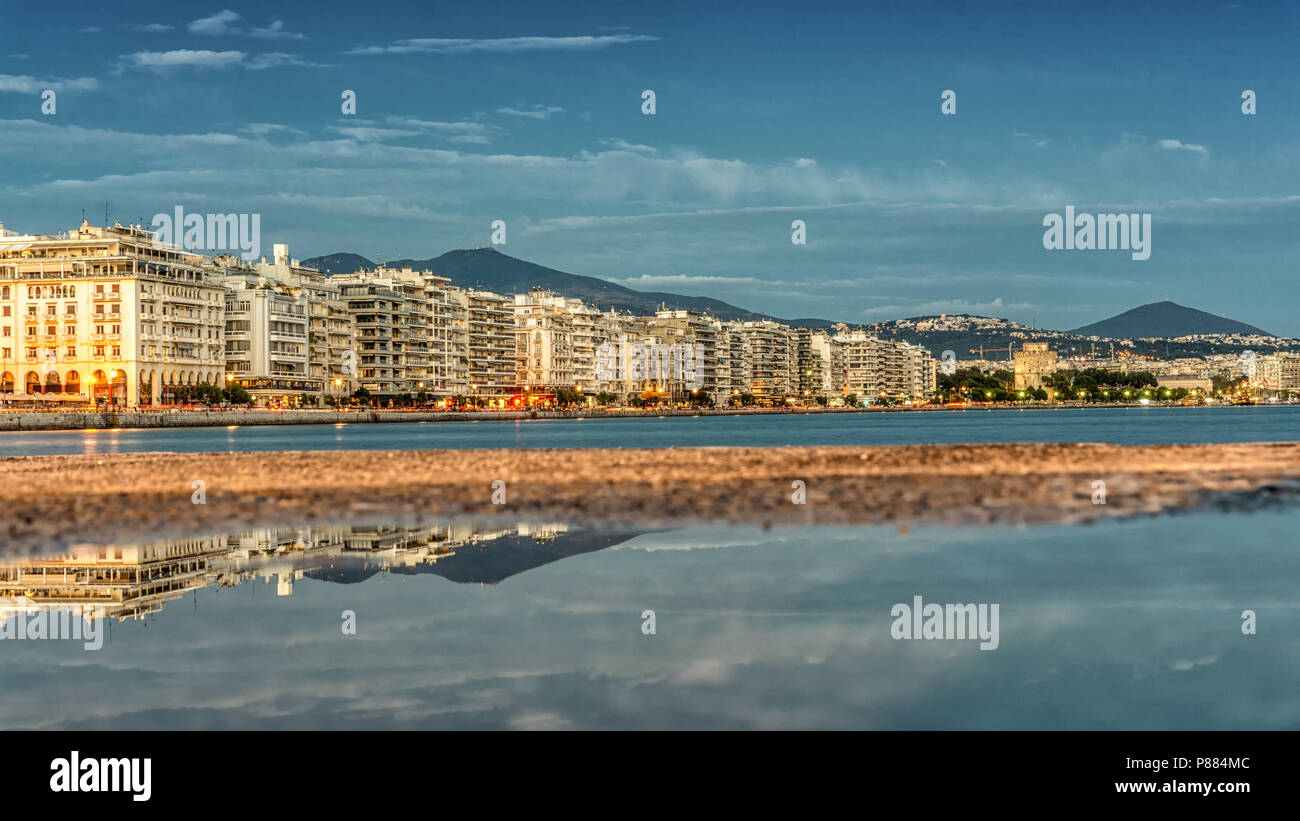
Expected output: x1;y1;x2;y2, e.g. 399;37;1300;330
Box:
0;218;1295;411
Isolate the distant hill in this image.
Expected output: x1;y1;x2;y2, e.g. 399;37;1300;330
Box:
301;252;375;275
301;246;834;327
1070;301;1272;338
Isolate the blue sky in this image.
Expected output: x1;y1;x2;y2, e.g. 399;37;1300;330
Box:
2;0;1298;333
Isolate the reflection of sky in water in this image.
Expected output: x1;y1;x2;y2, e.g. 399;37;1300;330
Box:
0;510;1295;730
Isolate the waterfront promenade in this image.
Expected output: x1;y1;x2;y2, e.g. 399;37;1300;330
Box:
0;401;1249;433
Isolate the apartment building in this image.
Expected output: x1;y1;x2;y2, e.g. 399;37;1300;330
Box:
335;273;408;398
0;220;224;406
220;264;313;406
1257;353;1300;392
794;328;840;399
727;320;796;401
454;288;514;404
832;330;936;401
512;289;576;394
651;309;730;405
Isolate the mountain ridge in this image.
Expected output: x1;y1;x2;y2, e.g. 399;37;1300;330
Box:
300;248;1275;345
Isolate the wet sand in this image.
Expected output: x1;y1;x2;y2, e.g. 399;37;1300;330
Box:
3;442;1300;554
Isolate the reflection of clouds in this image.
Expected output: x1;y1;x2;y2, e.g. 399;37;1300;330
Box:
1170;655;1218;672
1;512;1297;730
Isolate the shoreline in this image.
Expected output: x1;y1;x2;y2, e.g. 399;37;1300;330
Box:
4;442;1300;554
0;400;1276;433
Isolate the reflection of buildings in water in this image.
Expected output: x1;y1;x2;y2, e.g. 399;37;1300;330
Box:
0;522;585;624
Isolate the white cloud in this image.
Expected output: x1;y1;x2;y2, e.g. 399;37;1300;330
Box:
347;34;657;56
328;126;420;142
187;10;305;40
129;23;174;33
249;20;307;40
0;75;100;93
120;49;247;70
601;138;657;154
187;10;241;36
497;104;564;120
245;52;323;70
117;50;324;71
1157;138;1208;156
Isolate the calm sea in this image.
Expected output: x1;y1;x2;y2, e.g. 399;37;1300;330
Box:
2;404;1299;456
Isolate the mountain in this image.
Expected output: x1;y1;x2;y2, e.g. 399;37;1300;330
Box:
1070;301;1272;338
301;246;834;327
301;252;375;275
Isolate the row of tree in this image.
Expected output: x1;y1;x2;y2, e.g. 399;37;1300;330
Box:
169;382;253;406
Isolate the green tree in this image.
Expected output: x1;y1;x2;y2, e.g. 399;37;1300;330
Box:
224;385;253;405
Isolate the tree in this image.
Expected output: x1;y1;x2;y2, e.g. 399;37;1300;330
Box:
686;390;714;407
350;387;372;406
553;387;582;406
224;385;253;405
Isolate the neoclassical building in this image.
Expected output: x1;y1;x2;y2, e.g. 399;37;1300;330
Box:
0;220;225;406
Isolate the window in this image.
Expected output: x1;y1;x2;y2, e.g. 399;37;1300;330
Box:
65;325;75;335
46;304;56;316
65;304;75;315
94;346;105;356
2;306;9;317
66;346;75;357
111;346;120;356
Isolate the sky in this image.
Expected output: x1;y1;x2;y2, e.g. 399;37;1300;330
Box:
1;0;1298;333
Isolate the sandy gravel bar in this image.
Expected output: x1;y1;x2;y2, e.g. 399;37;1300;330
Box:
3;442;1300;554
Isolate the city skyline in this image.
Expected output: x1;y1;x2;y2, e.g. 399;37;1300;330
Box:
2;1;1298;335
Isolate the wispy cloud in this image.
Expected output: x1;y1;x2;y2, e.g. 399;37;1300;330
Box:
497;104;564;120
117;50;324;71
249;20;307;40
119;49;247;70
128;23;174;33
187;10;306;40
601;138;657;154
347;34;657;56
187;10;241;36
0;74;100;93
1157;138;1208;156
